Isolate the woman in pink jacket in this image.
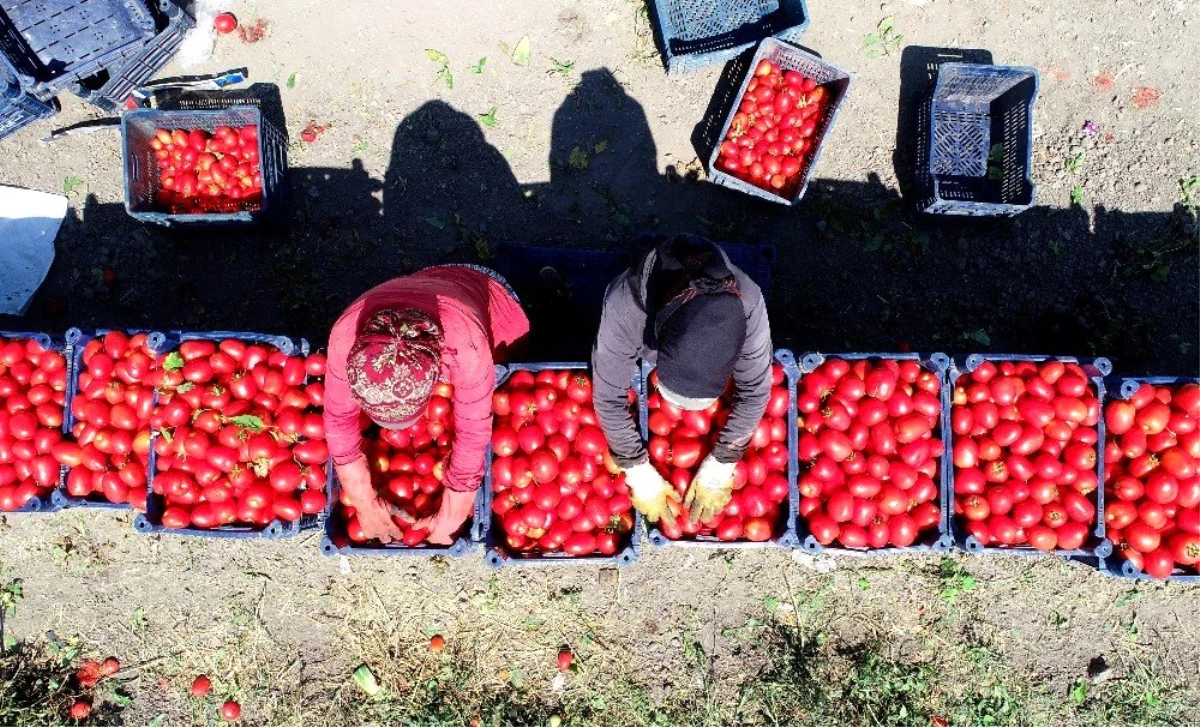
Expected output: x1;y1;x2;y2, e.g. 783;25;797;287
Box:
324;266;529;544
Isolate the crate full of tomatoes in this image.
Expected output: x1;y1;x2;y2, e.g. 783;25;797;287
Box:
706;37;851;205
485;364;640;566
0;332;70;513
948;355;1112;557
122;106;288;227
643;351;798;547
321;381;482;556
136;333;328;538
56;329;169;511
1100;378;1198;581
796;353;951;553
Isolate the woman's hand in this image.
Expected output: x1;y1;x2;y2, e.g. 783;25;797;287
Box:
335;459;410;544
412;489;476;545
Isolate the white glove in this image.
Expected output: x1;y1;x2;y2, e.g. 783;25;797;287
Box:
685;455;737;524
625;461;681;523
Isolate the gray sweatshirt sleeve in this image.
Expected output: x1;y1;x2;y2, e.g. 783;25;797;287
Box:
591;274;649;469
712;283;773;463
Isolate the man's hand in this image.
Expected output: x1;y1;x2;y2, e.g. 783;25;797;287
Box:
684;455;736;524
625;461;682;523
336;459;409;544
413;489;476;545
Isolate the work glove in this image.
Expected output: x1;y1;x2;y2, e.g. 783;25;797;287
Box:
412;488;476;545
625;461;681;523
336;459;410;544
685;455;736;524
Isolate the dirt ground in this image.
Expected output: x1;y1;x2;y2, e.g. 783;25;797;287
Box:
0;0;1197;724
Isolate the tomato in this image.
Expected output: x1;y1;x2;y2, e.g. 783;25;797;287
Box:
1143;471;1179;505
220;700;241;721
1125;521;1161;553
1169;533;1199;566
1141;548;1175;579
1027;525;1057;551
563;532;596;556
888;514;918;547
190;674;212;696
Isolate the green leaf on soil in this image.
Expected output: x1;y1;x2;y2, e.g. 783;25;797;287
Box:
162;352;185;371
352;664;381;696
568;146;589;169
1115;590;1142;606
858;577;871;590
511;36;531;66
426;217;446;230
762;596;778;611
63;176;85;196
439;68;454;89
1065;151;1085;173
479;106;497;127
229;415;265;432
1071;185;1085;205
1071;679;1088;704
286;72;297;89
521;617;545;630
969;329;991;346
593;138;609;154
146;715;166;727
549;57;574;76
3;633;16;650
469;57;487;74
425;49;449;66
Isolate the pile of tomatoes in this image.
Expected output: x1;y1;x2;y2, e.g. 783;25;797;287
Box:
59;331;159;509
714;58;829;199
1102;382;1199;578
489;369;636;557
798;358;944;550
149;125;263;215
337;383;456;547
951;359;1101;552
148;339;328;530
646;364;791;543
0;336;69;511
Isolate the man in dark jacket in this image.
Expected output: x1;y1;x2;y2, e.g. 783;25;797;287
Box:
592;235;773;524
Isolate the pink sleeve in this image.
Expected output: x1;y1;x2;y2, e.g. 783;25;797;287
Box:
441;304;496;493
323;309;365;466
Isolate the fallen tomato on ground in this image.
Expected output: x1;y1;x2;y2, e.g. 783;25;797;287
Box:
714;59;829;200
951;359;1101;552
1103;381;1199;578
648;363;791;543
0;335;69;511
489;369;635;557
149;339;328;531
213;12;238;34
798;357;943;550
149;124;263;215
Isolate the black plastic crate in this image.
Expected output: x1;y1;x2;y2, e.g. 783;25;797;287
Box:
0;0;156;96
649;0;809;74
705;38;852;206
0;51;55;139
914;63;1038;216
68;0;192;111
122;105;289;227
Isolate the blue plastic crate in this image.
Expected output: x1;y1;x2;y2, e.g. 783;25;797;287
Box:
0;52;55;140
1094;376;1199;583
70;0;193;111
705;38;852;206
483;362;642;567
914;63;1038;216
319;462;482;558
0;0;157;96
122;105;290;227
52;328;168;510
639;350;799;549
649;0;809;74
0;330;68;513
946;354;1113;559
133;330;322;539
792;352;954;556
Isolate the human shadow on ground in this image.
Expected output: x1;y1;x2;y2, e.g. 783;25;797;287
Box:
2;72;1196;376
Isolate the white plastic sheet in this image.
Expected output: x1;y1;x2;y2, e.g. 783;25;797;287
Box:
0;186;67;315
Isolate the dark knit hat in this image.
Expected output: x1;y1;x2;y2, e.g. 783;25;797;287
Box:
652;237;746;403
